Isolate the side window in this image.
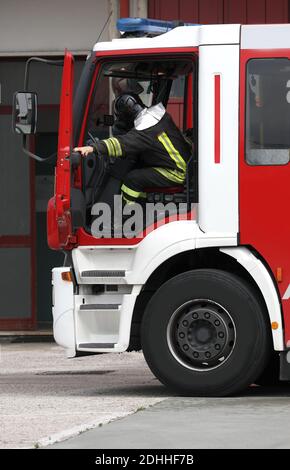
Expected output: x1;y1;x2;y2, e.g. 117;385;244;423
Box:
246;58;290;166
167;76;186;130
85;68;111;141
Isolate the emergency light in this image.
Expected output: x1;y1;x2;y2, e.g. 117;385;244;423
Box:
117;17;198;37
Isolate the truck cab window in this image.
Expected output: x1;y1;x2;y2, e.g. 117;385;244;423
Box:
84;59;193;143
167;75;186;129
246;58;290;166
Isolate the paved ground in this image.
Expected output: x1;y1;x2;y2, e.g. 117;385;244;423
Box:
50;388;290;449
0;343;168;449
1;342;290;449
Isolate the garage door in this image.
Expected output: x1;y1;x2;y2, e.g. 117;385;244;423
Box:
0;60;35;329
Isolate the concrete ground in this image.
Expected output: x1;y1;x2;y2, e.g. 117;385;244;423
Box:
1;342;290;449
0;343;168;449
51;389;290;449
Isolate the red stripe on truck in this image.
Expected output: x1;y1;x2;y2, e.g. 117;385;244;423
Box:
214;74;221;164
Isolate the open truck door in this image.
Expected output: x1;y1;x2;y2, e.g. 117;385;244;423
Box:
47;51;75;251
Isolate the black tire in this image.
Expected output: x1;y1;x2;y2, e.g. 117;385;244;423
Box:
141;269;271;396
128;320;142;351
255;352;280;386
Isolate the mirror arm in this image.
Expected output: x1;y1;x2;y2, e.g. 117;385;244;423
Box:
22;135;57;163
24;57;64;90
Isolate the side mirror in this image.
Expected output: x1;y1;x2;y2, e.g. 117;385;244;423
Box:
12;92;37;135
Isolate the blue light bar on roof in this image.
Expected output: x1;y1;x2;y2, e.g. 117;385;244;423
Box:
117;17;199;36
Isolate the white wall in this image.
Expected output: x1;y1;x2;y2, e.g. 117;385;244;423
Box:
0;0;113;55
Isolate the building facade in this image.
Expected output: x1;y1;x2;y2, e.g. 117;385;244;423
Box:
0;0;289;331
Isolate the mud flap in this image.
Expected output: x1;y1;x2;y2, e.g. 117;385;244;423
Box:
279;351;290;381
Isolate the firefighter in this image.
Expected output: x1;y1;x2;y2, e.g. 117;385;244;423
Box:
111;78;144;136
74;93;191;204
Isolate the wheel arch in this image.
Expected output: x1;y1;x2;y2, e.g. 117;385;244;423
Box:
129;246;283;352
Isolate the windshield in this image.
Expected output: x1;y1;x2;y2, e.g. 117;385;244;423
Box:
84;58;194;143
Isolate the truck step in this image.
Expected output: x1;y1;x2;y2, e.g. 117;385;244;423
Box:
78;343;115;349
81;270;125;278
79;304;120;311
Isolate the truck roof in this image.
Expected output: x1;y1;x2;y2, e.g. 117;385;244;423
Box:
93;23;290;53
93;24;240;52
242;24;290;49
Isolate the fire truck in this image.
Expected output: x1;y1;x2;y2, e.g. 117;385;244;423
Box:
13;18;290;396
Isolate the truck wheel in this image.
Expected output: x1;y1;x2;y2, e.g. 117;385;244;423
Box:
141;269;271;396
255;352;280;386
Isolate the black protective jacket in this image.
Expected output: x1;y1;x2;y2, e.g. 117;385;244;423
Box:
93;112;191;180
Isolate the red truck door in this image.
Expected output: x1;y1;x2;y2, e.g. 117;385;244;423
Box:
239;50;290;346
47;51;75;250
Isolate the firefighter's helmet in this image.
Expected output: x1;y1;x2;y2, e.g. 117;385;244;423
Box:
113;93;145;124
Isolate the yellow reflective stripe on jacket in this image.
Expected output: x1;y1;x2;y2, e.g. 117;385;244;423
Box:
153;167;185;184
158;132;186;174
103;139;115;157
122;194;137;205
107;139;116;157
102;137;123;158
110;137;122;157
121;184;146;199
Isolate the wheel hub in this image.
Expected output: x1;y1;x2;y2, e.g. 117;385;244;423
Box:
168;300;236;371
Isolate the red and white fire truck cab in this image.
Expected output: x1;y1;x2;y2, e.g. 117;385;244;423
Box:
13;19;290;396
